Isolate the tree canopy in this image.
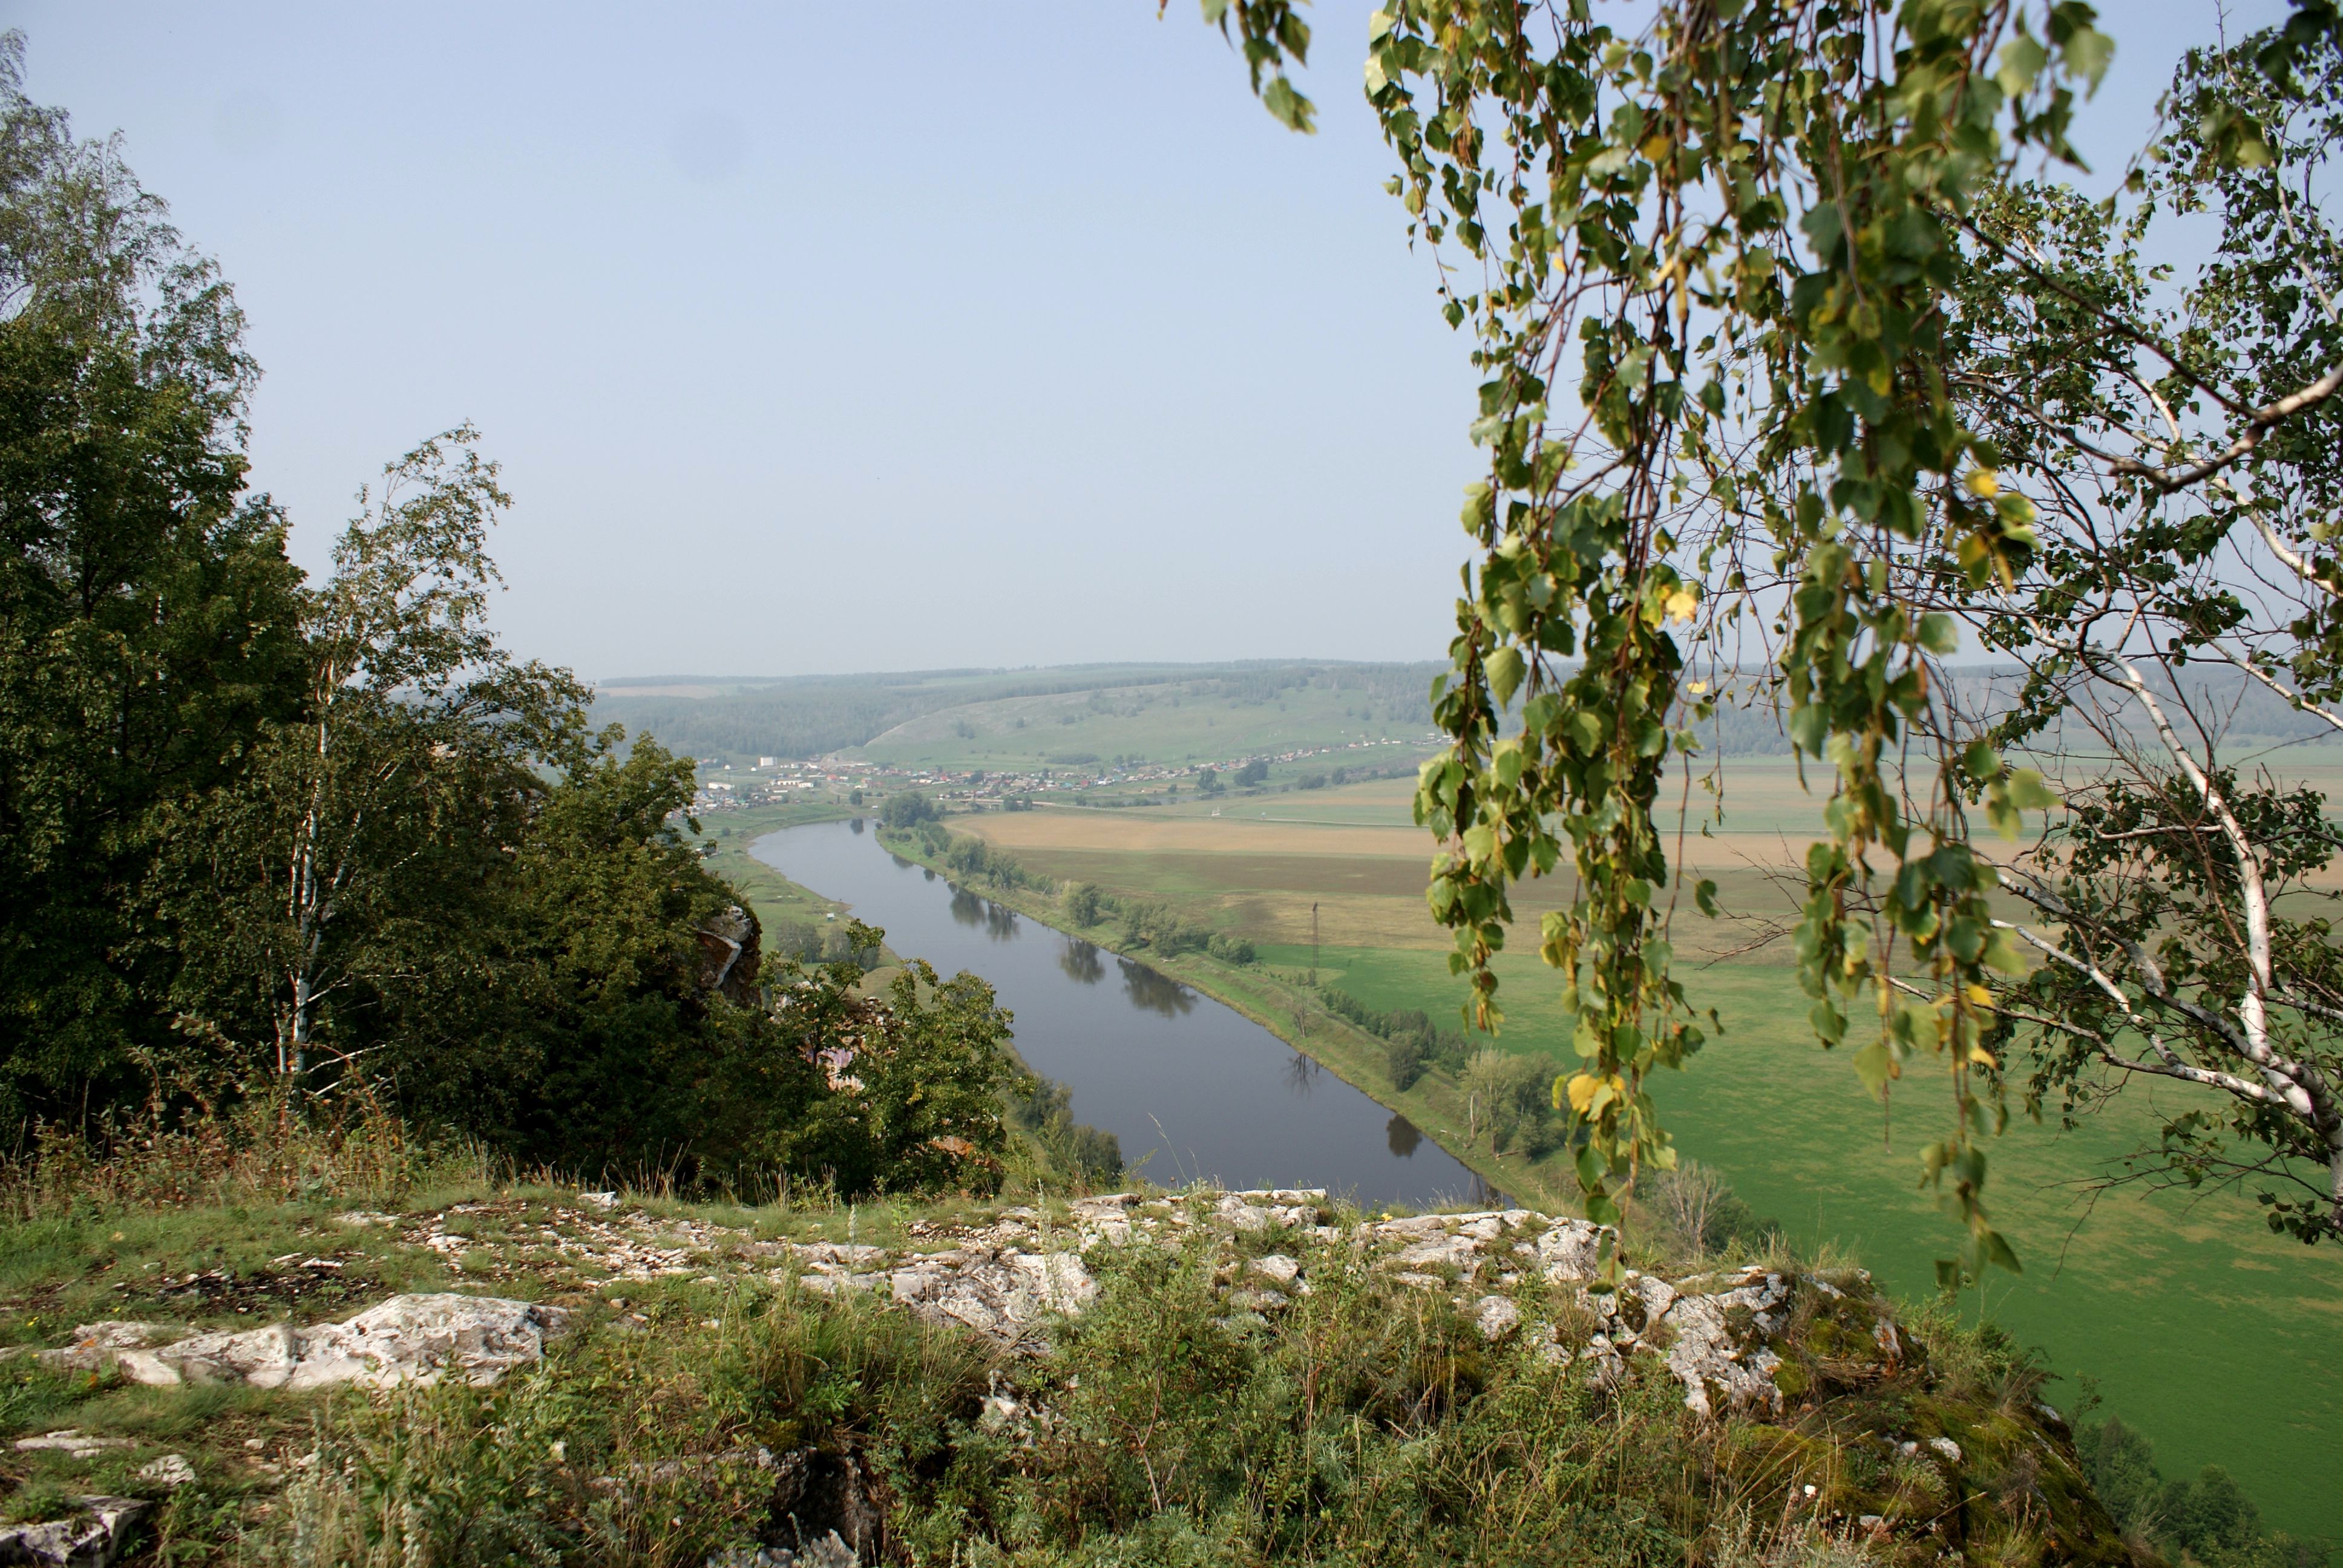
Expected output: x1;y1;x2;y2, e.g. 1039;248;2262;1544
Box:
1210;0;2343;1281
0;36;1019;1198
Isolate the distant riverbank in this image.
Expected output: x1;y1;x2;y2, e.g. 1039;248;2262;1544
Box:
864;822;1578;1214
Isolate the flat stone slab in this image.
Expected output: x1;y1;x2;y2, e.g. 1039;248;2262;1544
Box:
57;1294;572;1391
0;1495;148;1567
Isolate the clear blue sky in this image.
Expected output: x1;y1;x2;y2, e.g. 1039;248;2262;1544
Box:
9;1;2284;679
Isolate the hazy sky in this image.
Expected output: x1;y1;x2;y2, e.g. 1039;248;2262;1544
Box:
10;1;2286;679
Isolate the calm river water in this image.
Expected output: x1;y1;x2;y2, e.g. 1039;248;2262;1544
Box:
752;820;1492;1205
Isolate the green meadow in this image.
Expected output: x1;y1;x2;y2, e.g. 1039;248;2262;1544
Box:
949;760;2343;1537
1313;943;2343;1538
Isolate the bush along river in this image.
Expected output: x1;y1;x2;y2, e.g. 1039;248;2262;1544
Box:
752;820;1495;1206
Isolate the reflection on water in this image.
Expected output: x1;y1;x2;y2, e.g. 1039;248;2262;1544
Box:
923;867;936;882
1285;1051;1322;1096
949;886;1020;941
1386;1114;1423;1158
749;821;1490;1204
849;817;865;834
1119;958;1195;1018
1059;939;1106;986
890;854;913;870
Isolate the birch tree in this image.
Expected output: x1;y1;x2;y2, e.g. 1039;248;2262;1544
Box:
1956;27;2343;1245
165;426;588;1088
1200;0;2342;1273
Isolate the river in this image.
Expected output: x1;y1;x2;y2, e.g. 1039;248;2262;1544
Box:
751;819;1493;1205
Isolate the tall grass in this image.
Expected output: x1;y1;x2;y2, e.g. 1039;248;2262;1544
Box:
224;1210;2117;1566
0;1088;474;1221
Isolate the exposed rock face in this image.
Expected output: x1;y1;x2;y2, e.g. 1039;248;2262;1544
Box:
0;1495;147;1567
46;1294;571;1391
696;904;763;1005
731;1190;1873;1423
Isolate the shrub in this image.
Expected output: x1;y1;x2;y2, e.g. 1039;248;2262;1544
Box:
1205;933;1255;965
767;920;823;963
1386;1032;1428;1090
879;791;939;828
1006;1074;1124;1187
1120;901;1205;954
1464;1049;1561;1157
1063;883;1103;927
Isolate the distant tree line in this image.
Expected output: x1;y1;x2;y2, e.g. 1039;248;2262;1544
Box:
1322;988;1568;1160
872;808;1258;966
2076;1416;2324;1568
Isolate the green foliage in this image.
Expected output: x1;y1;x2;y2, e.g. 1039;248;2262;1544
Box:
767;920;824;964
764;927;1018;1197
1205;932;1256;965
1061;881;1104;927
154;424;593;1086
0;47;1006;1205
2075;1414;2330;1567
1232;758;1270;788
878;790;939;829
1207;0;2343;1285
0;36;306;1125
1349;0;2129;1279
1117;898;1211;956
940;832;1042;892
1004;1073;1124;1187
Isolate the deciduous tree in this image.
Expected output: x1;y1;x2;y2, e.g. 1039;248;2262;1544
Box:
1202;0;2343;1278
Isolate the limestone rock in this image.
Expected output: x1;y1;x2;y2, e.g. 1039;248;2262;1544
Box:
35;1324;183;1376
0;1495;148;1567
1657;1268;1791;1419
70;1294;571;1392
285;1294;574;1388
134;1455;196;1489
12;1432;133;1458
151;1322;299;1388
695;904;763;1005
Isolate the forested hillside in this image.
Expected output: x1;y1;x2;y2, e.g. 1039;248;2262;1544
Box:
591;662;1444;765
600;658;2343;770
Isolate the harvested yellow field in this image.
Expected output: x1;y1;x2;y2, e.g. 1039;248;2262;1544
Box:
971;809;1430;861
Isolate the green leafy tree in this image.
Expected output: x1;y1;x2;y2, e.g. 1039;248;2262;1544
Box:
157;427;589;1087
474;736;766;1171
0;34;305;1123
764;922;1017;1194
879;790;939;828
1204;0;2343;1281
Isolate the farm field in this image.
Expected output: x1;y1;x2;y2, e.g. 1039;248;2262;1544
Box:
954;759;2343;1537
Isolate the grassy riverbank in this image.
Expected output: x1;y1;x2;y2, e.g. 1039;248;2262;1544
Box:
938;776;2343;1540
865;825;1585;1216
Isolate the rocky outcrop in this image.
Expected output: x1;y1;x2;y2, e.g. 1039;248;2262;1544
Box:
36;1294;570;1390
735;1189;1879;1423
0;1495;147;1567
695;904;763;1005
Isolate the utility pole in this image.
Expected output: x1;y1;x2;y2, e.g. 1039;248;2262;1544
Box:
1310;901;1319;987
